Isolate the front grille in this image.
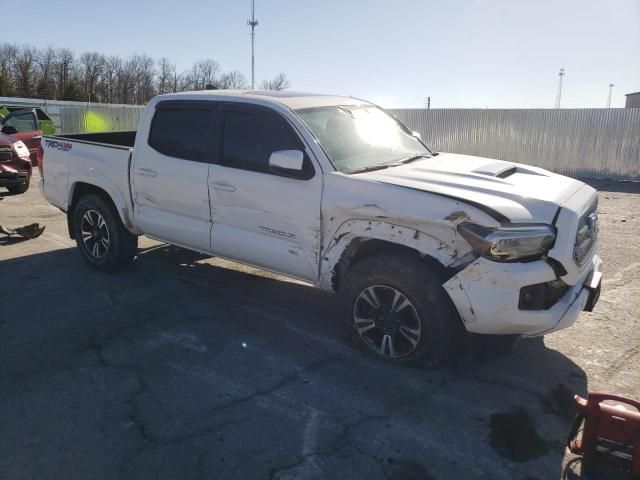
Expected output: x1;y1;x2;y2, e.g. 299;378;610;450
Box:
574;200;598;266
0;147;13;161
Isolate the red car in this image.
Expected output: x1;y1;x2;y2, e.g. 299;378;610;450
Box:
0;132;32;194
0;108;44;167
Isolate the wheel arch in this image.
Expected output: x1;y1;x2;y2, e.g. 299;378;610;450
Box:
320;219;462;292
67;182;136;239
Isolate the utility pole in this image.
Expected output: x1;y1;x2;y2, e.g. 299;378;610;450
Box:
607;83;614;108
555;68;565;109
424;97;431;109
247;0;259;89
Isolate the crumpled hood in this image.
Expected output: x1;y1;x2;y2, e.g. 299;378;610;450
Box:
355;153;586;223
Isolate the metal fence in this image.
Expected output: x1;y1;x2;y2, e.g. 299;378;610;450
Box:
0;96;143;134
390;108;640;181
2;97;638;180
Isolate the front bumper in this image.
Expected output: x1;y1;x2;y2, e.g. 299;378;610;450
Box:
0;170;29;186
443;254;602;336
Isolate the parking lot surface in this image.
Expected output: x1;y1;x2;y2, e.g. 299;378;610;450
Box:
1;173;639;480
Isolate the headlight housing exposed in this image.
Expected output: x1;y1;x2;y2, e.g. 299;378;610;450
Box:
458;222;556;262
13;140;29;157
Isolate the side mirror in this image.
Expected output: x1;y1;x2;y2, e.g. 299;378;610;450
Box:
1;125;18;135
269;150;304;174
411;131;421;139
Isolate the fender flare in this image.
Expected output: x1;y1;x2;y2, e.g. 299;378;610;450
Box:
67;175;139;235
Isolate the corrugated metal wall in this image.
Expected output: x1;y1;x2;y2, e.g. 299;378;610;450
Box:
3;97;638;180
0;96;143;134
391;108;640;180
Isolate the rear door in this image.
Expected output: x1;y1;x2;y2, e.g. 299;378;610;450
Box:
131;101;216;252
1;109;42;165
208;103;322;282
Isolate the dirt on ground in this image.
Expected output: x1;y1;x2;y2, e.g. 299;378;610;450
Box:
0;173;638;480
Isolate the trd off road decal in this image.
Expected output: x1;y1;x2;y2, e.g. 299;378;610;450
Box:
44;140;72;152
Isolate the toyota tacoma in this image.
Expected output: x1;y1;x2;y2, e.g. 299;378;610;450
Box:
39;91;602;366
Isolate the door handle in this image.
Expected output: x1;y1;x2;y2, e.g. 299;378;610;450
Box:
134;168;158;178
210;180;236;192
32;135;42;140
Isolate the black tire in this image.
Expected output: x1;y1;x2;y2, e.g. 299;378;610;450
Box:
340;252;461;368
7;181;29;194
72;194;138;272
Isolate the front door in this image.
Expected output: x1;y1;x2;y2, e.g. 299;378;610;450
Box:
209;104;322;282
1;109;42;165
131;101;216;252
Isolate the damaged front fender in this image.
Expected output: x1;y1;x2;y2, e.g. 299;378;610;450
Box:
318;218;470;291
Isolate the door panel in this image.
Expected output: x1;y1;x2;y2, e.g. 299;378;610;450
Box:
209;165;322;280
209;105;322;282
131;104;215;252
133;154;211;251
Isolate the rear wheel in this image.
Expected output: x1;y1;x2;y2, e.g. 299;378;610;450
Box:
341;252;461;367
72;194;138;271
7;181;29;194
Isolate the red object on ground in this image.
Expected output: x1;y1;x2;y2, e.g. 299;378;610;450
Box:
569;392;640;476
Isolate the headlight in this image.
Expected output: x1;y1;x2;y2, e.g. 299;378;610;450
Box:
13;141;28;154
458;222;556;262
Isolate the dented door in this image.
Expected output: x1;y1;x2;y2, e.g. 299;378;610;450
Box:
208;104;322;282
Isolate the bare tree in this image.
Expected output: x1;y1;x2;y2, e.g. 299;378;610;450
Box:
13;46;37;97
0;43;17;96
157;57;176;95
35;46;56;98
131;54;156;104
79;51;105;102
0;42;291;105
53;48;77;100
219;70;248;89
0;43;17;79
261;73;291;91
100;56;121;103
188;59;221;90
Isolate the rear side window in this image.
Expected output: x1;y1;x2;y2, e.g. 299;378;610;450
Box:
222;110;305;174
148;108;211;162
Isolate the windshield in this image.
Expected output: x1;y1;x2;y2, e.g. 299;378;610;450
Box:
296;105;431;174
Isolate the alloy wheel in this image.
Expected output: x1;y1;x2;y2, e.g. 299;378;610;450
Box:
353;285;422;358
80;209;110;259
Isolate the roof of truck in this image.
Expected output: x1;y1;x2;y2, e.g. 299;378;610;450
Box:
160;90;372;110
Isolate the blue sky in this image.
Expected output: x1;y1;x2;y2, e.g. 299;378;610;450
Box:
4;0;639;108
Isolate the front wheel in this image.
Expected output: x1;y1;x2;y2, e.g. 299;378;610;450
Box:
72;194;138;272
341;252;461;367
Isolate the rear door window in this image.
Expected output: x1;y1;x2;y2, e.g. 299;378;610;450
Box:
148;106;213;162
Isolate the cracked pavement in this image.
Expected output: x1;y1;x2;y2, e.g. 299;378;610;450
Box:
1;174;639;479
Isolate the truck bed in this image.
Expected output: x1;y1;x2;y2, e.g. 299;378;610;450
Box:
40;131;137;232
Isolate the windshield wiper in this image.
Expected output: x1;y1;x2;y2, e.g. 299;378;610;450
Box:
348;154;431;175
395;154;431;164
348;163;397;174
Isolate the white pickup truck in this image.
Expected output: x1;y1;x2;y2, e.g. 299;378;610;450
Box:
40;90;602;366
